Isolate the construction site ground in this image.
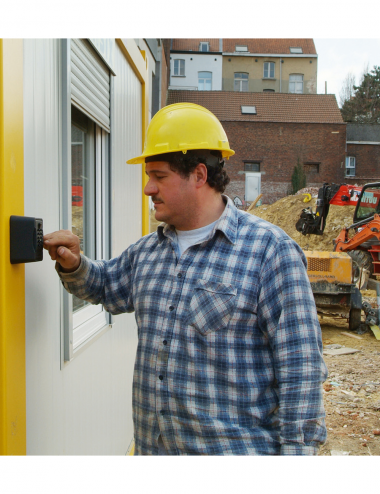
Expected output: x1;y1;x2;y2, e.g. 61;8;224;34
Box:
149;189;380;456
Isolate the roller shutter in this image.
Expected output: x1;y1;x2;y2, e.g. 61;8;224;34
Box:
71;39;110;132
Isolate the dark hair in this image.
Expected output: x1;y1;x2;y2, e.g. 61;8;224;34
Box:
146;150;230;193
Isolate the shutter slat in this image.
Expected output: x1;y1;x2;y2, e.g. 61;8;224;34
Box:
71;39;110;132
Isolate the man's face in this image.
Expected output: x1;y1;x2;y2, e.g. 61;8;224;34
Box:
144;161;198;230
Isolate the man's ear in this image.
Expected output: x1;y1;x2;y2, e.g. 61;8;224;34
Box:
194;163;208;188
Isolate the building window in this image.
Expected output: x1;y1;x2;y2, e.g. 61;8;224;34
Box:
241;105;257;115
71;106;109;351
235;45;248;52
173;59;185;76
263;89;275;92
198;71;212;91
290;47;303;54
234;72;248;92
263;62;275;79
289;74;303;94
346;156;356;176
304;163;320;174
244;162;260;172
199;42;209;52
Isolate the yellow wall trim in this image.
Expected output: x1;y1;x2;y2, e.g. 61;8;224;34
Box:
0;39;26;455
116;39;150;236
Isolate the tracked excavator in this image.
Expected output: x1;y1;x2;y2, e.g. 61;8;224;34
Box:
296;182;380;331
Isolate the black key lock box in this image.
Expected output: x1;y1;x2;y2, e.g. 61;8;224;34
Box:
10;216;44;264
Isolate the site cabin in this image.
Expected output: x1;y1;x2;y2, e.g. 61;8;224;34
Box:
0;38;164;455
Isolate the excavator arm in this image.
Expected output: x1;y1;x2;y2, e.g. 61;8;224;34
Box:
296;183;362;236
334;214;380;252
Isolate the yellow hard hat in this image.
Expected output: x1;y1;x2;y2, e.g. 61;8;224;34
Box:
126;102;235;164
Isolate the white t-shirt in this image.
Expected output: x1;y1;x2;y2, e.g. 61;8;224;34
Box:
175;219;218;258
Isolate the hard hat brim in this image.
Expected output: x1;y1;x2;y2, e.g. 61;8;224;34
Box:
127;148;235;165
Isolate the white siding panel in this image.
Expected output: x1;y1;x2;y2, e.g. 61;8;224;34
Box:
24;39;141;455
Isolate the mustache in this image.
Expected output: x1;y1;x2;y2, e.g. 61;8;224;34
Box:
152;196;163;203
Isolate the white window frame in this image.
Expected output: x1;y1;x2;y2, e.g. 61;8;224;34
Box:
263;62;275;79
72;125;109;350
234;72;249;92
199;42;209;52
198;71;212;91
173;59;185;76
290;47;303;54
346;156;356;177
289;74;304;94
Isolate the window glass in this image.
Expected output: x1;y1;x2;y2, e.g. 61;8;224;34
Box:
289;74;303;94
264;62;275;78
356;185;380;221
345;156;356;177
235;45;248;52
199;42;209;52
290;47;303;53
234;72;248;92
173;59;185;76
71;107;95;312
244;162;260;172
198;71;212;91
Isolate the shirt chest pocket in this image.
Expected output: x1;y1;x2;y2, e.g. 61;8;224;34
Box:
186;279;237;336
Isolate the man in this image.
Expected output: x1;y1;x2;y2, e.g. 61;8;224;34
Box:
44;103;327;455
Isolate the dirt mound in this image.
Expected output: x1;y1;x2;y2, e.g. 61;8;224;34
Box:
249;189;356;251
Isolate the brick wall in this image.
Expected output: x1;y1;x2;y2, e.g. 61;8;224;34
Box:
345;143;380;185
222;121;346;204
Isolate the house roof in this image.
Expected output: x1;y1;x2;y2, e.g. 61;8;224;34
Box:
346;124;380;142
223;39;317;55
167;90;344;124
171;39;317;55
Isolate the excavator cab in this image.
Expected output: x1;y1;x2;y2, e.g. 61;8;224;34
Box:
353;182;380;223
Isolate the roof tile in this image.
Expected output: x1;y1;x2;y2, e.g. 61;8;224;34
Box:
166;90;343;124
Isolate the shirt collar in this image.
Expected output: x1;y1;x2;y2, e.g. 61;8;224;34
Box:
157;195;238;245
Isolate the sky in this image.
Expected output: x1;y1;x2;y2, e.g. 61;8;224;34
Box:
315;39;380;105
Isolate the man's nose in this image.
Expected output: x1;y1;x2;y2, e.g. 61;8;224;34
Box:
144;179;158;196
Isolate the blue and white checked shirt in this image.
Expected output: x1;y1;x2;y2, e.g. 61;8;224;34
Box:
58;196;328;455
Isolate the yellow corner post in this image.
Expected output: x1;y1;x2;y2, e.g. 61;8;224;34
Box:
0;39;26;455
116;39;150;236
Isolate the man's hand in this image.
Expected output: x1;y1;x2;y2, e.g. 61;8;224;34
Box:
43;230;81;273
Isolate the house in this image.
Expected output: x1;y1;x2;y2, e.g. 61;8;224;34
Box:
0;38;168;455
169;38;317;95
169;38;223;91
167;90;345;205
345;124;380;184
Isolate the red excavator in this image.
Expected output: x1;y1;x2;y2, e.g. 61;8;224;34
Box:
296;182;380;279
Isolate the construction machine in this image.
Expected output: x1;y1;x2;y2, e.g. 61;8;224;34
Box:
296;182;380;280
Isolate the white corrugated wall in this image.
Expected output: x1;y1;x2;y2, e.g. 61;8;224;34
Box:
24;39;142;454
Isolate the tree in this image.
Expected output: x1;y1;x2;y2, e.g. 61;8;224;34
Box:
339;72;356;108
340;65;380;123
291;158;306;194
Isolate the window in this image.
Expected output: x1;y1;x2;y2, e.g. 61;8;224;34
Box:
241;105;257;115
198;71;212;91
62;39;111;361
71;106;109;351
263;89;275;92
346;156;356;176
290;47;303;54
244;162;260;172
173;59;185;76
234;72;249;92
199;42;209;52
235;45;248;52
289;74;303;94
263;62;275;79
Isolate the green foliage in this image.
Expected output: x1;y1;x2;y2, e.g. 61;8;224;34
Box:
341;65;380;123
291;158;306;194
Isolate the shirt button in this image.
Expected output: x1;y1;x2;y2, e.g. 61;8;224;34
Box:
163;340;168;345
177;273;182;278
159;375;163;381
169;306;174;311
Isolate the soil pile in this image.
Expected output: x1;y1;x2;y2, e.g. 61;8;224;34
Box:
249;188;356;251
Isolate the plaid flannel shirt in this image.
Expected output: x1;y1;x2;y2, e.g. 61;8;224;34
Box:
58;196;327;455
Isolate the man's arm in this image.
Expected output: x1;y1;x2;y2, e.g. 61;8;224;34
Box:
43;230;134;315
257;237;328;455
